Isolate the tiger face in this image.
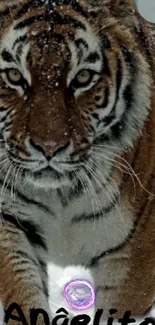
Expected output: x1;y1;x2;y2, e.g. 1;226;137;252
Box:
0;0;151;188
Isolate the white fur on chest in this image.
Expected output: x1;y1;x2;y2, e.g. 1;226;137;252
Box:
47;264;95;320
45;190;134;267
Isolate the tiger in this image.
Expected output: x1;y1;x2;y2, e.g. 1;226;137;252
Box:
0;0;155;323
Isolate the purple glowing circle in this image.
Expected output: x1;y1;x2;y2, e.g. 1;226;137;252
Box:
63;280;96;311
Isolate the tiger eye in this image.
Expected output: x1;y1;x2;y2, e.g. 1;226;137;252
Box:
8;69;22;83
76;70;91;84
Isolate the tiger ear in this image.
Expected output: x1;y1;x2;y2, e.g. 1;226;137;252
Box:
105;0;136;17
87;0;136;18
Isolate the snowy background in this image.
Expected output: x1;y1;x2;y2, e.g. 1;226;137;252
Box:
137;0;155;23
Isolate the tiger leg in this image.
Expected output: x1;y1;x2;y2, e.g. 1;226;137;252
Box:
0;218;51;325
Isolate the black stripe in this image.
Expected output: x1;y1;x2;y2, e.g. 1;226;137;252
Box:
13;259;36;267
12;268;29;274
8;146;30;158
12;35;28;50
3;121;13;132
38;259;47;274
56;188;68;206
120;48;135;112
134;25;152;64
107;50;135;138
84;52;100;64
121;46;134;62
103;113;115;127
0;106;9;111
111;121;124;139
92;113;99;120
0;178;52;215
0;6;16;19
50;11;86;31
71;212;102;224
88;124;95;133
75;38;88;51
69;0;97;19
88;217;138;267
53;33;66;44
71;187;120;224
0;110;11;123
101;58;123;133
115;58;123;103
71;198;119;224
1;50;15;63
102;35;112;51
111;91;134;139
15;10;86;31
2;213;47;250
102;53;111;76
15;250;38;266
121;45;136;75
14;13;46;30
15;188;53;215
38;259;48;297
67;178;84;203
42;280;48;298
123;84;133;110
57;166;104;206
14;0;36;20
95;96;101;101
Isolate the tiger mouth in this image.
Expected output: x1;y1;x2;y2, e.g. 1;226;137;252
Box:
29;166;64;180
23;165;72;188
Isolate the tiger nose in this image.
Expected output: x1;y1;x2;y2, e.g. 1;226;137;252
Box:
30;138;69;160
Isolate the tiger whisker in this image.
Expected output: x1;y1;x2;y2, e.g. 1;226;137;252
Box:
84;162;113;234
90;149;137;202
5;0;15;24
93;145;155;197
83;163;107;214
10;163;21;216
0;161;13;214
87;158;125;226
79;167;102;221
94;19;121;36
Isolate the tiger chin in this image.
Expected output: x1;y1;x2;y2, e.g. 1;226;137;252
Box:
0;0;155;324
